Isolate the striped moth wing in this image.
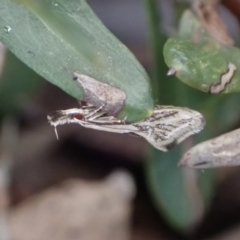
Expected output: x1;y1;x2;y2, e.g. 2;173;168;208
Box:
133;106;205;151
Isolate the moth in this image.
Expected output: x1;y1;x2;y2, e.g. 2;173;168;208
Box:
179;128;240;168
47;102;205;152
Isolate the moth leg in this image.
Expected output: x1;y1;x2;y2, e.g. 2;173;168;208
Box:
87;111;107;121
54;126;59;140
80;102;96;110
84;105;105;119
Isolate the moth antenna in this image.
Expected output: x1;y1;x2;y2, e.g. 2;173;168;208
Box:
54;126;59;140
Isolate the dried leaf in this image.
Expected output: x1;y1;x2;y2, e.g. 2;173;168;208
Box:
179;128;240;168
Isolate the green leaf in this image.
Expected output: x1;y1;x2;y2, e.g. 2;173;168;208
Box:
164;8;240;94
146;146;215;231
0;0;154;122
164;38;240;93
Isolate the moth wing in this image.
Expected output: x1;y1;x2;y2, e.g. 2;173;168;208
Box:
134;106;205;151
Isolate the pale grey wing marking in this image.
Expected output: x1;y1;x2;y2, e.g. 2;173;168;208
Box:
133;106;205;151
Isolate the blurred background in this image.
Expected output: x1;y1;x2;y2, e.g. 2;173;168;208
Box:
2;0;240;239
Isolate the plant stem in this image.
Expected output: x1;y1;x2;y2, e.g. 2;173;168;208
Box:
143;0;165;102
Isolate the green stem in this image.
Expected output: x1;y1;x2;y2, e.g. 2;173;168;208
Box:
143;0;164;102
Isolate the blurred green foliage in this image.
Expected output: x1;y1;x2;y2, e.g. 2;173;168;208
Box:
144;0;240;232
0;50;42;118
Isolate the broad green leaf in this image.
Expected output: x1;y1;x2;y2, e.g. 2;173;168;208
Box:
0;0;154;122
147;146;215;231
164;38;240;93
